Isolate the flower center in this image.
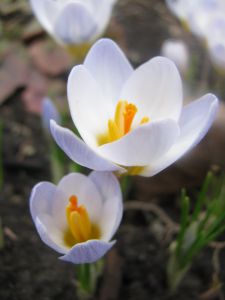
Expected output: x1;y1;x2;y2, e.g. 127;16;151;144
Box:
98;100;149;145
64;195;100;246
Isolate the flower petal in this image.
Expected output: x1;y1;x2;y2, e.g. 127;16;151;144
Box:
50;120;124;173
30;181;66;229
67;65;111;148
89;0;116;37
58;173;103;222
84;38;133;104
35;216;67;254
89;171;123;241
54;2;98;44
141;94;219;176
60;240;115;264
30;0;59;35
42;97;61;133
98;119;180;166
120;56;183;122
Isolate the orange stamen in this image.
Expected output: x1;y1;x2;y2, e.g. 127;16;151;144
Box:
123;103;138;134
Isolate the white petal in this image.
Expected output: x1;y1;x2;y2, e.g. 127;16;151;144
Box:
90;0;115;37
67;65;111;148
120;56;183;122
60;240;115;264
30;181;66;229
54;2;97;44
141;94;219;176
50;120;124;172
35;216;67;254
89;171;123;241
30;0;59;35
84;39;133;104
98;119;180;166
58;173;103;222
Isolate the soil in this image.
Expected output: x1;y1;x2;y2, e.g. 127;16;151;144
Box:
1;1;225;300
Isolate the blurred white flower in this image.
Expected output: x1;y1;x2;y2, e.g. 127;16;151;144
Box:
205;14;225;69
166;0;225;68
161;39;189;73
50;39;218;177
187;0;224;37
165;0;196;21
30;171;122;264
30;0;117;45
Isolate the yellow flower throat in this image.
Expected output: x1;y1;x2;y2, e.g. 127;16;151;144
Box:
98;100;149;145
64;195;100;246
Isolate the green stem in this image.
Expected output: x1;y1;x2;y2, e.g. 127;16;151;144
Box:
192;172;212;222
49;140;64;184
120;175;131;199
176;190;190;256
76;260;104;297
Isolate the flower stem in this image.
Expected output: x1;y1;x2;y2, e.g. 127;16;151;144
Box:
76;260;104;297
120;175;131;199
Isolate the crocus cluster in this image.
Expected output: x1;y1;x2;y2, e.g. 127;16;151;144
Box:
30;0;117;45
166;0;225;69
31;38;218;265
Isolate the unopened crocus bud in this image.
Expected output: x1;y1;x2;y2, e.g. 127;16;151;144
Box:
42;98;61;134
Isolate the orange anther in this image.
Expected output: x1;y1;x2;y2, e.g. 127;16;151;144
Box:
123;103;137;134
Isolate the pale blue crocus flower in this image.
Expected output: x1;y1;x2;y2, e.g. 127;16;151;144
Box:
30;171;122;264
50;38;219;176
30;0;117;45
42;98;61;134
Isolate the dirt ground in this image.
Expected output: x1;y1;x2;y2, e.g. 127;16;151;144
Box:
1;0;225;299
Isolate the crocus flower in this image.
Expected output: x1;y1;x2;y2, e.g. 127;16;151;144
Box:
165;0;196;22
30;171;122;264
30;0;117;45
205;14;225;69
50;38;218;176
166;0;225;38
161;39;189;73
42;97;61;134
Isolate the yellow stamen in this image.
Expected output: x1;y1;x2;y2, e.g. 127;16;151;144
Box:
65;195;92;243
98;100;149;145
123;103;138;134
114;100;127;135
108;120;121;142
140;117;150;124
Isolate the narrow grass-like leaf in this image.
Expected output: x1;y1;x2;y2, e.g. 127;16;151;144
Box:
176;189;190;256
192;172;213;222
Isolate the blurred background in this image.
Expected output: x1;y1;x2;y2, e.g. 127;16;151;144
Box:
0;0;225;299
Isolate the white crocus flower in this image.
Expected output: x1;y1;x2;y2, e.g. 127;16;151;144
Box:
166;0;225;37
205;14;225;69
30;171;122;264
165;0;196;21
50;39;218;177
161;39;189;73
186;0;224;38
30;0;117;45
